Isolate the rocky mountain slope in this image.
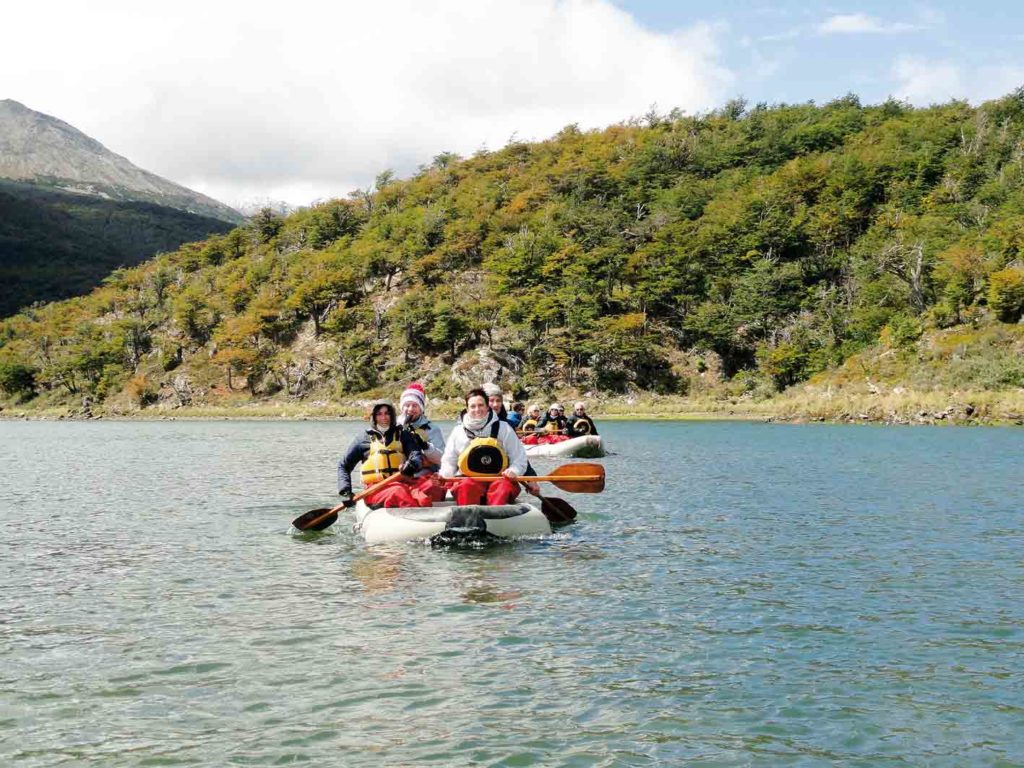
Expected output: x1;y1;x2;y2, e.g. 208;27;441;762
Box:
0;100;245;316
0;99;243;223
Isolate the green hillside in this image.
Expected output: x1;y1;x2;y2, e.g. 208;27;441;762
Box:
2;92;1023;419
0;179;236;317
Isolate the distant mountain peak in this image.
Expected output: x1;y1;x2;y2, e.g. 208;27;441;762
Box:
0;99;244;223
233;197;297;217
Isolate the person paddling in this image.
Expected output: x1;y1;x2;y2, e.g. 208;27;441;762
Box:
396;382;447;503
520;404;542;433
535;403;568;435
337;401;427;508
567;401;599;437
441;388;528;506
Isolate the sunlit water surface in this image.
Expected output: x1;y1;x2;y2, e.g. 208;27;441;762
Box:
1;419;1023;766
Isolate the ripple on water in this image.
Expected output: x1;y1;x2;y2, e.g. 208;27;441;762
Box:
2;420;1024;765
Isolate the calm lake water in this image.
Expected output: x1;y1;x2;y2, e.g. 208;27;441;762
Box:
2;419;1023;766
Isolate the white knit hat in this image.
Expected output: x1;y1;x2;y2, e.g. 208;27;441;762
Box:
482;382;502;397
400;382;426;410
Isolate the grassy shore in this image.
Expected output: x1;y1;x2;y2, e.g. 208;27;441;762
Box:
3;386;1022;425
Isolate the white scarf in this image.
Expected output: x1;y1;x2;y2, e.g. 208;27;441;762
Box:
462;410;492;434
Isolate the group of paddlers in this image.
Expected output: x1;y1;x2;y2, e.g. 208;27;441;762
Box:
337;382;600;509
505;397;599;446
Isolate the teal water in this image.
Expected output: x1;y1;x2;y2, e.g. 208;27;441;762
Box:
1;420;1022;766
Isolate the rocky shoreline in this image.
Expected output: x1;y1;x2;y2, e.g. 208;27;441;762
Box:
3;389;1022;426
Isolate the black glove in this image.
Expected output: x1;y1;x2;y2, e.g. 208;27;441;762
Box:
399;460;416;477
412;432;430;451
338;491;355;508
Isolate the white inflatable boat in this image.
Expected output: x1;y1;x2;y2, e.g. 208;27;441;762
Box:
524;434;605;458
353;499;552;544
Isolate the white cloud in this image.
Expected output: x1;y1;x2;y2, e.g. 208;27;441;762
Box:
974;65;1024;102
817;13;917;35
892;56;964;105
0;0;733;207
891;56;1024;106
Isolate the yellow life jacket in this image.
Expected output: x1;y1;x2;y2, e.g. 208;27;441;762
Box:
570;417;591;434
544;418;562;434
457;420;508;476
360;429;405;485
521;418;538;432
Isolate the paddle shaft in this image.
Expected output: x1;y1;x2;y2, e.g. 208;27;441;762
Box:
352;472;406;502
293;473;406;531
440;474;600;483
441;462;605;492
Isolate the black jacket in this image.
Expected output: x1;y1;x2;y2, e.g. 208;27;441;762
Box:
567;414;598;437
535;413;567;433
337;426;424;495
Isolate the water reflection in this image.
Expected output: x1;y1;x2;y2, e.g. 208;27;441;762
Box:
350;553;403;594
461;584;523;606
2;420;1023;766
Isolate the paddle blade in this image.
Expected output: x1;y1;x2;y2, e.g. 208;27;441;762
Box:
552;462;605;477
550;462;605;493
292;506;341;531
540;496;577;526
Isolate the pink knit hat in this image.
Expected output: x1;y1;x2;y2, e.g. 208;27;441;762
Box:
400;382;426;410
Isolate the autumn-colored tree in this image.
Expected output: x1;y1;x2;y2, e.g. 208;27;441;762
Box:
988;265;1024;323
6;92;1024;409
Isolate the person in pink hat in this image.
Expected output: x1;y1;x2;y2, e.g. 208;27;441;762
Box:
397;382;448;503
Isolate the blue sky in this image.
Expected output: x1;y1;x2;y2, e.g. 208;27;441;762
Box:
615;1;1024;107
2;1;1021;207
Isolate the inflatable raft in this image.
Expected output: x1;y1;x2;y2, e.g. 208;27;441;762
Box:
353;498;552;545
524;434;605;458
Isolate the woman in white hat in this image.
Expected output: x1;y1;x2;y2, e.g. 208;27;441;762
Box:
482;382;508;422
521;404;542;433
535;403;568;435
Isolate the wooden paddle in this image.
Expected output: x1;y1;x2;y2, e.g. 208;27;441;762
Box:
291;473;405;532
524;484;578;526
440;462;605;493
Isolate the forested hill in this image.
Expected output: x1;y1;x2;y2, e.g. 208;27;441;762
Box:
0;179;237;317
2;92;1024;413
0;99;245;316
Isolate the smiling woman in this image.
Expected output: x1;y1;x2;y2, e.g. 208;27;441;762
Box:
334;401;429;509
440;388;529;506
